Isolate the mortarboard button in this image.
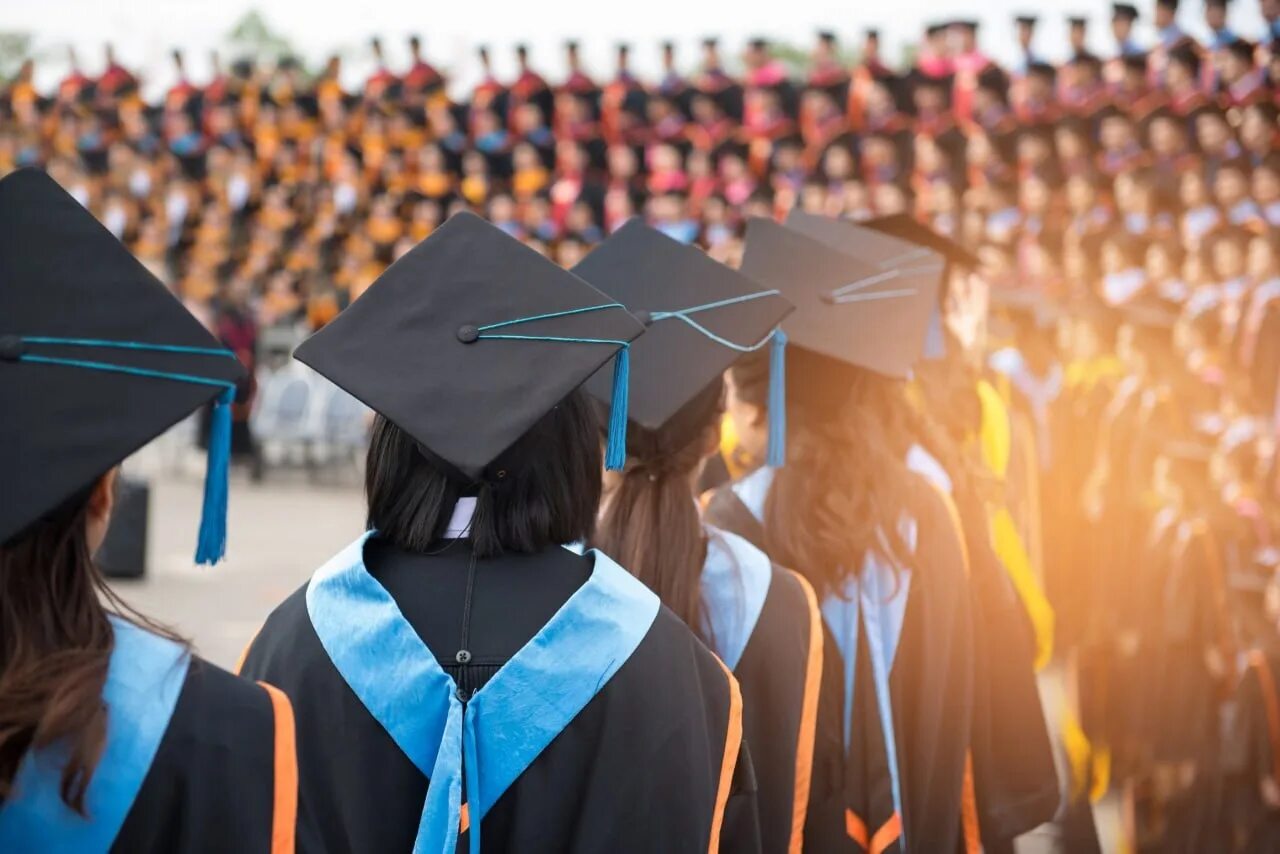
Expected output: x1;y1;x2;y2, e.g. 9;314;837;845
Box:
455;649;473;664
457;324;480;344
0;335;25;361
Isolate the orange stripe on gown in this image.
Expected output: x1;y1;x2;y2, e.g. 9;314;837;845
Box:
259;683;298;854
709;659;744;853
788;570;824;854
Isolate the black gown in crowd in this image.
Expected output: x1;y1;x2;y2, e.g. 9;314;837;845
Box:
240;536;760;853
112;658;302;854
719;560;831;854
705;470;977;853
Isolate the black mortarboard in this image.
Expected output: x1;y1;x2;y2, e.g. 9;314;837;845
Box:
1027;61;1057;83
1112;3;1139;22
926;23;948;38
787;210;952;361
860;212;981;270
573;220;793;465
1015;14;1039;27
294;212;645;477
0;169;243;561
1226;38;1257;63
741;216;941;379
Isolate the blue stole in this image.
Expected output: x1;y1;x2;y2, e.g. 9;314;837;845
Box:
305;532;661;854
699;525;773;671
735;467;913;849
0;617;189;854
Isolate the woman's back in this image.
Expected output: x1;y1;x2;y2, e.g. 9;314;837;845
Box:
240;535;759;853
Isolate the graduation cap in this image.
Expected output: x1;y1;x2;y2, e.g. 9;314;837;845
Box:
814;212;966;360
572;220;793;465
860;212;981;270
1015;14;1039;27
294;212;645;478
0;169;243;562
1027;61;1057;83
741;215;941;379
1226;38;1257;63
1112;3;1140;22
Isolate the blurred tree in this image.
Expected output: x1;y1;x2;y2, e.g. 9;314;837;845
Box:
0;31;32;80
224;10;298;68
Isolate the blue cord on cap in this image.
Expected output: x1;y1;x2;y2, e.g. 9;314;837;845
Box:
648;289;788;467
472;302;634;471
767;329;787;468
15;337;239;565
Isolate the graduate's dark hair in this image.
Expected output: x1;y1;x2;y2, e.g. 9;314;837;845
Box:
731;347;918;597
0;475;174;815
366;387;602;556
593;381;724;639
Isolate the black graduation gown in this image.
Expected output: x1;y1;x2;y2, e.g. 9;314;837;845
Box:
240;535;760;853
701;528;830;853
705;470;975;853
0;619;301;854
1229;650;1280;852
947;473;1060;847
114;660;303;854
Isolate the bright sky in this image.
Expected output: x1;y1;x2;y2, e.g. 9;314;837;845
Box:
7;0;1267;97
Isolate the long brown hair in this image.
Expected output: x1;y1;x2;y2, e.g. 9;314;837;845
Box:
593;381;724;638
732;346;919;598
0;480;164;815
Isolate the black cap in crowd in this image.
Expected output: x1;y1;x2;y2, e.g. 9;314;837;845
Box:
294;212;645;478
573;220;792;462
741;215;941;379
0;169;244;561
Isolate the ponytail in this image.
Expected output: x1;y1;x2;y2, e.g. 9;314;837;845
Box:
594;381;725;641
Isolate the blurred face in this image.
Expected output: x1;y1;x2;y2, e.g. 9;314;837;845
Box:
1056;128;1084;159
1254;167;1280;204
1196;115;1230;152
1147;245;1175;281
1102;241;1125;274
1066;176;1095;212
1206;4;1226;30
1150;118;1184;155
1213;239;1246;280
1100;116;1134;150
1215;168;1248;206
1242;108;1273;150
1180;171;1209;206
1248;237;1275;280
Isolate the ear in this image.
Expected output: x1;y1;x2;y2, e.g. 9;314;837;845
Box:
87;468;119;526
700;418;723;460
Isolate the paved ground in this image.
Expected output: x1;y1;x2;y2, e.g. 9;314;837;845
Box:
106;469;365;669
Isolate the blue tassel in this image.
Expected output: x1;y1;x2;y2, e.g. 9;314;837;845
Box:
766;329;787;468
195;386;234;565
605;346;630;471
